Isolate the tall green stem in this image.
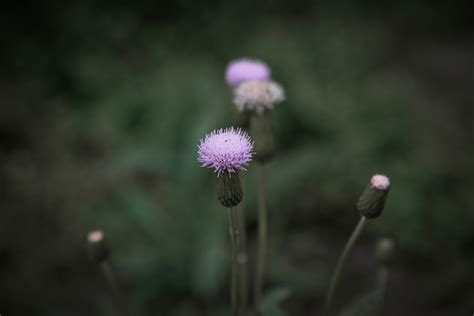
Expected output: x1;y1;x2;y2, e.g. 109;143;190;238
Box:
236;205;249;312
228;207;241;316
372;265;388;316
254;163;268;309
100;261;130;316
323;216;368;316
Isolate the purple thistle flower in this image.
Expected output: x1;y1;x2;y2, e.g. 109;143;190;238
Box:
225;58;271;86
198;127;253;175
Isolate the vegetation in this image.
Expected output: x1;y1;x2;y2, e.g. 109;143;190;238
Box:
0;1;473;315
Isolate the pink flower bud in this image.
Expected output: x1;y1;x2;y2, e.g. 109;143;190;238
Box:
87;230;104;243
371;174;390;190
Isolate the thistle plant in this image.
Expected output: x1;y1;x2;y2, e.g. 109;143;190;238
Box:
232;73;285;310
323;174;391;316
198;127;253;316
87;230;130;316
225;58;274;311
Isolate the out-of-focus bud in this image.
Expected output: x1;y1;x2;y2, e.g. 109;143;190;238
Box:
375;237;396;265
87;230;109;264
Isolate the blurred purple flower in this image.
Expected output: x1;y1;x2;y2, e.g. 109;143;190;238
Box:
198;127;253;175
225;58;271;86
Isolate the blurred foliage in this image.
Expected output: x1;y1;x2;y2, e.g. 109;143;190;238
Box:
0;0;473;315
261;288;291;316
340;290;380;316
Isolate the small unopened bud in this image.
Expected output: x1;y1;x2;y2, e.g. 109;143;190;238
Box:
217;172;243;208
87;230;109;264
375;237;396;265
357;174;390;219
249;111;277;162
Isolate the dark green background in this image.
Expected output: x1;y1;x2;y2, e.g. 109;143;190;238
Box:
0;0;473;315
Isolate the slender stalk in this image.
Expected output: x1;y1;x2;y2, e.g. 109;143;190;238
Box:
100;261;130;316
236;205;249;312
323;216;368;316
372;265;388;316
254;163;268;310
228;207;240;316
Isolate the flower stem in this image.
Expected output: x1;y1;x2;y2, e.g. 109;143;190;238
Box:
323;216;368;316
236;204;249;312
372;265;388;316
228;207;241;316
254;162;268;310
100;261;130;316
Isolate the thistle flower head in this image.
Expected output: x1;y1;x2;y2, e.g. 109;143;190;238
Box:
233;80;285;114
371;174;390;190
198;127;253;175
225;58;271;86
